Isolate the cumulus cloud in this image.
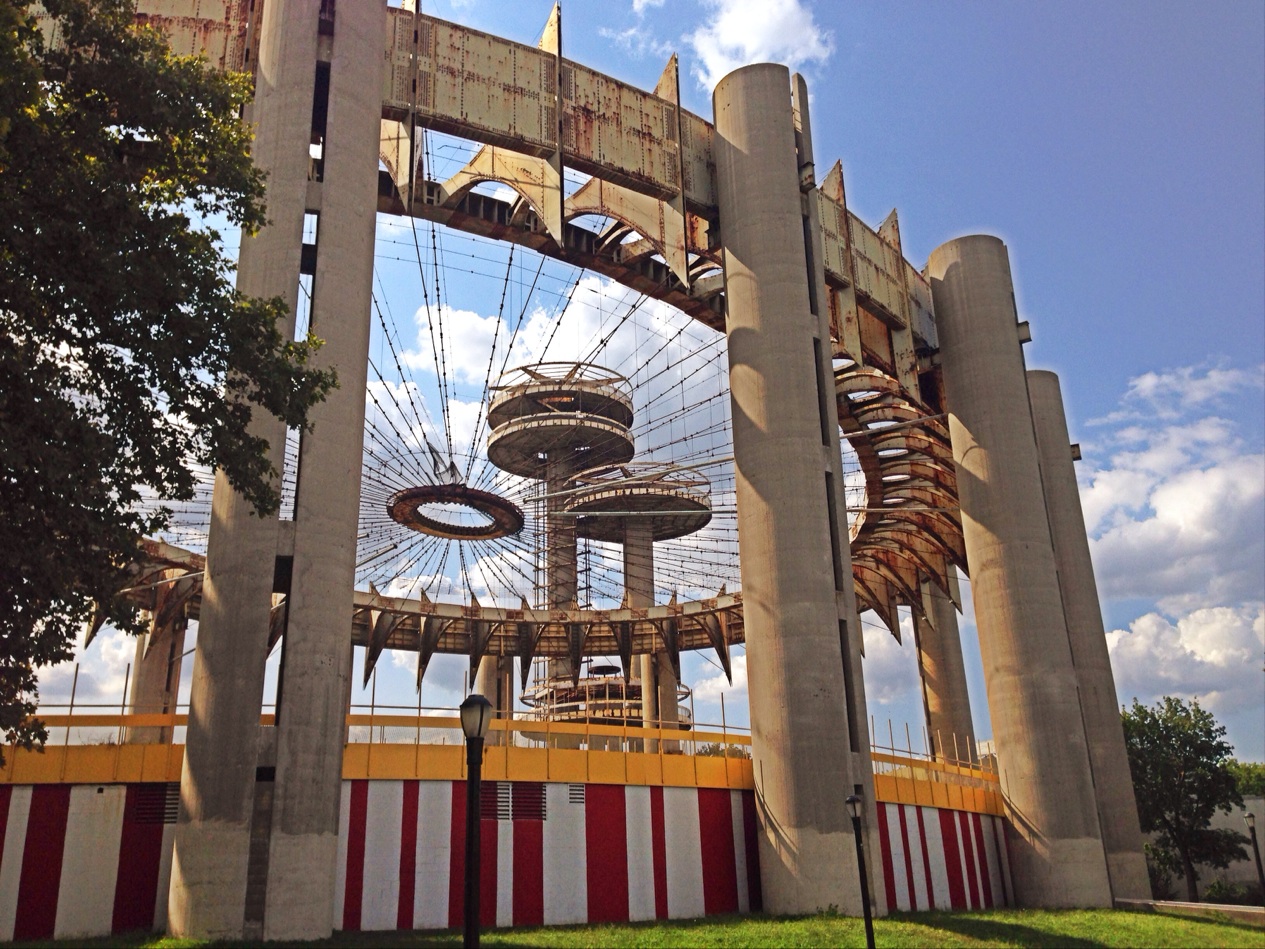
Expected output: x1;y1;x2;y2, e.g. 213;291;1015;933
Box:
1079;366;1265;613
688;0;834;90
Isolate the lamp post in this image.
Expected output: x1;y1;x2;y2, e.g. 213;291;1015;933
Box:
460;693;493;948
846;794;876;949
1245;812;1265;905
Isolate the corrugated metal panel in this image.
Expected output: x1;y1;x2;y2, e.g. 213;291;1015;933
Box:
415;16;555;155
848;212;905;323
817;191;849;285
562;61;678;198
906;263;938;350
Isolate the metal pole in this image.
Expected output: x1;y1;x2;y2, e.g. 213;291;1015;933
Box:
464;734;484;948
1247;820;1265;905
847;795;875;949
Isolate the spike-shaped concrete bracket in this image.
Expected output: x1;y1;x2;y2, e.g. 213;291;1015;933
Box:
516;620;542;691
567;622;589;687
695;612;732;684
567;177;690;289
416;615;448;692
614;620;634;683
441;146;564;247
652;617;682;683
468;617;494;683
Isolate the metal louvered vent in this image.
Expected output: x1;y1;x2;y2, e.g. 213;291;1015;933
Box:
480;781;511;821
133;783;179;824
568;783;585;805
511;782;546;821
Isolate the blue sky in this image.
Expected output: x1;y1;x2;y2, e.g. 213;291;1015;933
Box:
44;1;1264;761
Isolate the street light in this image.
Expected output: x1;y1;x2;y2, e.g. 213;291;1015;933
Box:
1245;812;1265;905
846;794;876;949
460;693;493;948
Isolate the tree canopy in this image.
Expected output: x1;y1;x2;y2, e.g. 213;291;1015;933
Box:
1121;696;1249;901
0;0;335;750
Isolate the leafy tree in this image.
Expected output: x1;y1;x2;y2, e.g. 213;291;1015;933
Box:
0;1;335;753
1121;697;1249;901
1227;759;1265;798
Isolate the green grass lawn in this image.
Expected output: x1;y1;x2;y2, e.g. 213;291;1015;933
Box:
12;908;1261;949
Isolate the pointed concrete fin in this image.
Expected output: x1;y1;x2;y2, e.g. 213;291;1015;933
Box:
538;3;561;54
653;54;679;103
878;208;901;249
619;590;630;609
84;601;107;649
369;581;381;599
655;618;681;683
520;596;532;611
698;612;732;684
717;584;726;596
416;616;445;692
822;160;845;204
517;621;541;691
615;620;634;683
468;619;492;683
417;586;432;606
364;609;405;687
470;593;481;610
567;622;587;687
668;589;678;607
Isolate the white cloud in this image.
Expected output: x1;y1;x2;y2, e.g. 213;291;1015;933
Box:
688;0;834;91
1107;606;1263;747
633;0;666;14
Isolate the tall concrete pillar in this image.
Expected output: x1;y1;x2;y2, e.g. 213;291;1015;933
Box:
264;2;385;940
714;64;870;915
474;655;514;747
927;235;1111;907
624;522;678;751
913;574;975;762
168;1;317;937
1028;370;1150;899
125;610;185;744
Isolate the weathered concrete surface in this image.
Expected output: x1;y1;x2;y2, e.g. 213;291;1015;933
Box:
125;609;185;744
263;2;386;940
914;574;976;762
714;63;869;916
168;0;318;937
1029;369;1150;900
928;235;1111;908
474;655;514;746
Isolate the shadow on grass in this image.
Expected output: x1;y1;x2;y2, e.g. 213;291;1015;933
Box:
890;910;1105;948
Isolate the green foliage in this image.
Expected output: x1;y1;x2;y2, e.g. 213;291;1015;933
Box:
1226;759;1265;798
693;741;751;758
0;0;335;752
1204;878;1265;907
1122;696;1249;901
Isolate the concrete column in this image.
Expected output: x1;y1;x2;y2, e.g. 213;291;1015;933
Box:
125;613;185;744
927;235;1111;907
914;574;975;763
714;63;868;915
264;2;385;940
168;1;317;938
1028;370;1150;900
474;656;514;747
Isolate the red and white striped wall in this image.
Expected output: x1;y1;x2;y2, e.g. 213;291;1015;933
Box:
333;780;763;931
875;802;1011;911
0;780;1010;938
0;784;175;941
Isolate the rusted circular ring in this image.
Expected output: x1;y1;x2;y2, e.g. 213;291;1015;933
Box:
386;484;524;541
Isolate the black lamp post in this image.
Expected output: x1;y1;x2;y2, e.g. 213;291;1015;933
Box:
460;693;492;948
846;794;876;949
1245;812;1265;905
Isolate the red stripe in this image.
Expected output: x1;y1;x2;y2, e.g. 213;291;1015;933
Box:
649;786;668;919
448;781;466;930
972;813;993;907
0;786;11;877
896;805;917;911
480;812;498;928
14;784;71;939
397;781;419;929
915;807;936;910
112;785;165;934
342;781;368;931
874;803;898;912
741;791;762;912
513;818;544;925
697;788;738;914
586;784;629;922
938;809;966;908
958;812;980;908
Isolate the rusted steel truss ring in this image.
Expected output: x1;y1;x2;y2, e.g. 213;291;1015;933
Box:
386;484;524;541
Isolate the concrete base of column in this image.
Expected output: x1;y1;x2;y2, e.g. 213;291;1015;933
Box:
262;832;340;940
1004;834;1119;909
168;823;251;939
